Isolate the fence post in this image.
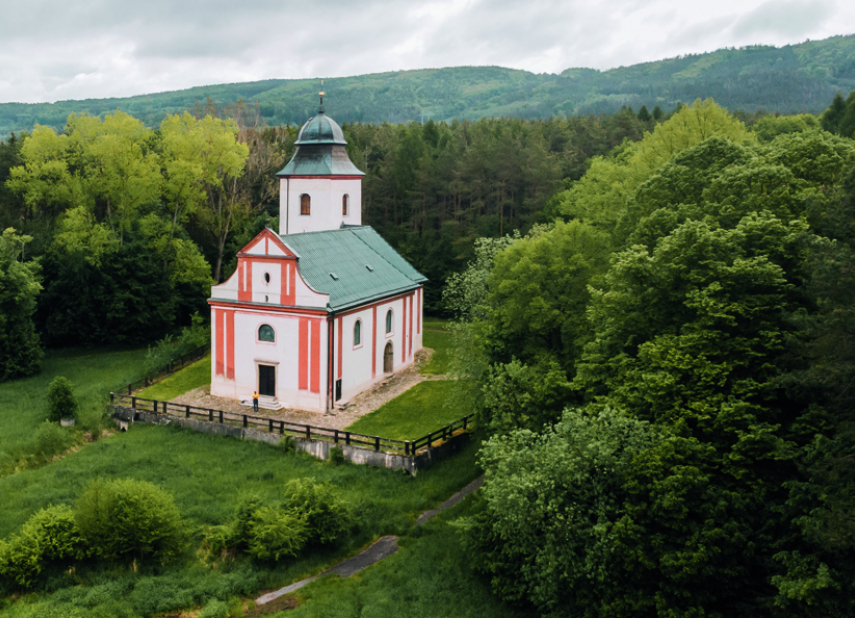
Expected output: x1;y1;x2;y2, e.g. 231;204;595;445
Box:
346;432;351;446
243;415;248;428
306;426;310;441
128;384;132;395
427;432;433;449
269;419;273;433
463;416;467;431
334;430;339;445
279;421;284;435
219;410;223;424
405;441;409;456
131;397;136;409
375;436;380;452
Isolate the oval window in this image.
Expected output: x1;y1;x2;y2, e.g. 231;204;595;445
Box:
258;324;275;342
264;272;270;283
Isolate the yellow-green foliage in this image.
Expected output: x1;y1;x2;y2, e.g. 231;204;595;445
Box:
0;505;84;588
75;477;186;563
554;99;755;232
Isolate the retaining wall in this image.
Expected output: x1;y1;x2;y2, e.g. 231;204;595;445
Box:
111;406;468;474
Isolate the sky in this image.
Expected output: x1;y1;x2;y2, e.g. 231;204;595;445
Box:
0;0;853;104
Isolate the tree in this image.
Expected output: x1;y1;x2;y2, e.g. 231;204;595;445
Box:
160;113;249;281
0;228;42;381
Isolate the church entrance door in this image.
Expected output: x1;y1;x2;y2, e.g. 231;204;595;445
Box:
258;365;276;397
383;342;393;373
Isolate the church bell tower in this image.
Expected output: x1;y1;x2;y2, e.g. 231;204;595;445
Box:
276;92;365;235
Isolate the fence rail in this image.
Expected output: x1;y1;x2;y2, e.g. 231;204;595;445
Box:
109;392;474;457
120;345;210;395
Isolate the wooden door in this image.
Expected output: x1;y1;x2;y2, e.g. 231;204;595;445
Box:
258;365;276;397
383;342;393;373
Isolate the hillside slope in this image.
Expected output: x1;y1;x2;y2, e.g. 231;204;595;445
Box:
1;34;853;135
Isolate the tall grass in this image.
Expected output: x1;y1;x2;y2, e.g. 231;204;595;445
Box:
285;496;529;618
0;423;482;615
0;347;148;474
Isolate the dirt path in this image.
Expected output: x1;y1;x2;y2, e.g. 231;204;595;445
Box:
255;475;484;606
171;348;445;431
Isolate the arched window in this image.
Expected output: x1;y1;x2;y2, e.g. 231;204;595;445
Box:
258;324;275;342
342;194;349;216
300;194;311;215
353;319;361;346
385;309;393;334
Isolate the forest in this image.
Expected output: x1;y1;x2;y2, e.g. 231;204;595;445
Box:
3;81;855;617
1;34;854;137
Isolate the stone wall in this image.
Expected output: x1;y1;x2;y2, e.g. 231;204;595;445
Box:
111;406;468;474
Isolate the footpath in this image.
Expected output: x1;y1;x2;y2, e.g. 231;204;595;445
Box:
255;476;485;606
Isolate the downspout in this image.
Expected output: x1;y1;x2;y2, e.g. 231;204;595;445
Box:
327;312;334;412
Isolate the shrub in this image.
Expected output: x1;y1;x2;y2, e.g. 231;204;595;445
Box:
75;478;186;563
0;505;85;588
46;376;78;422
246;506;307;561
200;599;230;618
33;421;73;461
282;478;355;545
328;446;345;466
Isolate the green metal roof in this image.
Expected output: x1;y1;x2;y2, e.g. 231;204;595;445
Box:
276;144;364;177
276;106;364;177
280;226;427;311
294;109;347;145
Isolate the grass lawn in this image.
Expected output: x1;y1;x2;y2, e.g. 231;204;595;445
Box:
0;424;482;617
0;347;148;467
345;381;464;440
138;354;211;401
281;496;530;618
421;319;452;375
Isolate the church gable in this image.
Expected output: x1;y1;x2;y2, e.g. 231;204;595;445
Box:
242;228;296;258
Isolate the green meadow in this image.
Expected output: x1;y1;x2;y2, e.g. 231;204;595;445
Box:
137;355;211;401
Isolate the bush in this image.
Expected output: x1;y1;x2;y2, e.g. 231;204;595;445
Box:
33;421;73;460
247;507;307;561
329;446;345;466
75;478;186;563
200;599;230;618
0;505;85;588
281;478;355;545
46;376;78;422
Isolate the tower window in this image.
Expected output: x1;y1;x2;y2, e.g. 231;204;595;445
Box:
342;194;349;216
300;194;311;215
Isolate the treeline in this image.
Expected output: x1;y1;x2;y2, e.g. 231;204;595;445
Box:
0;104;657;376
2;34;854;137
448;99;855;616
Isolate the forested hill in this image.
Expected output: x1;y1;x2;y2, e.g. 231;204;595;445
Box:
2;34;854;136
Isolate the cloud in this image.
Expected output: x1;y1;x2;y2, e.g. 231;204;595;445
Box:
0;0;852;103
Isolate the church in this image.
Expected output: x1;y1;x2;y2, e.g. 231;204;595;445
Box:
208;97;426;413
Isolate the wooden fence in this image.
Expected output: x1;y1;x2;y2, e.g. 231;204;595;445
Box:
120;345;209;395
109;392;475;457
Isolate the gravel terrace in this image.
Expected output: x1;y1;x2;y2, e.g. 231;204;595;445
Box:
170;347;445;431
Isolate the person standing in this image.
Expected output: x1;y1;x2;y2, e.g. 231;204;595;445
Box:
252;390;259;413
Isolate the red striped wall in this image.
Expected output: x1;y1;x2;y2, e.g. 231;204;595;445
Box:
226;311;235;380
310;318;321;394
372;306;377;378
337;316;343;380
215;309;224;376
409;294;413;358
298;318;309;390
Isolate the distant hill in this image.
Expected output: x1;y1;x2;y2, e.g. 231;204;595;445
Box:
2;34;854;136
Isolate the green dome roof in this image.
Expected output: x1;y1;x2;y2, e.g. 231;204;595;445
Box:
295;107;347;145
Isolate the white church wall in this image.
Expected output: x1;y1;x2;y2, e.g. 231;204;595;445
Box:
279;177;362;235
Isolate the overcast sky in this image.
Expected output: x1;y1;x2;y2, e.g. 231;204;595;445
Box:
0;0;852;104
